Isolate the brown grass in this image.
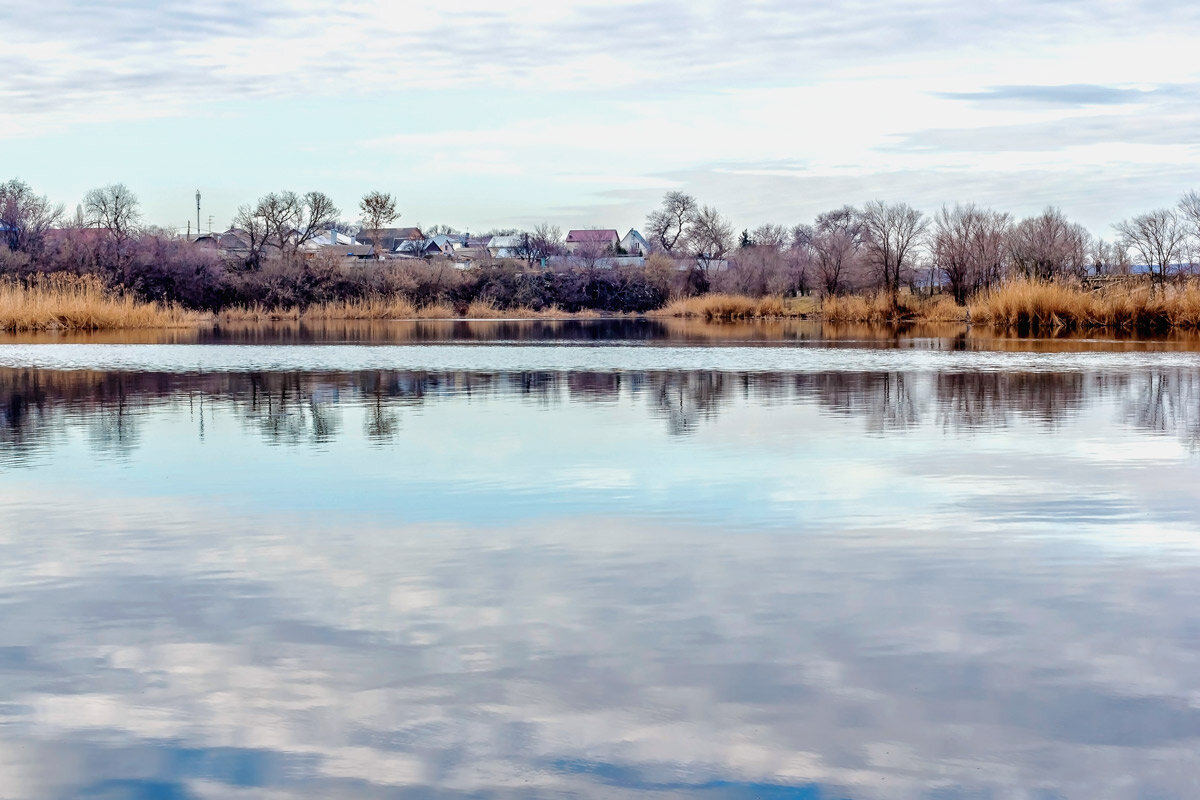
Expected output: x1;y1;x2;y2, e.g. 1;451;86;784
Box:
220;295;608;322
969;278;1200;332
820;292;968;324
0;274;205;331
654;293;812;320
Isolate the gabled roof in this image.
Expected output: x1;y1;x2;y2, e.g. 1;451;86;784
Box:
622;228;650;246
566;229;619;243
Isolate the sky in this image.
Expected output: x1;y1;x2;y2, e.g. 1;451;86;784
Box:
4;0;1200;236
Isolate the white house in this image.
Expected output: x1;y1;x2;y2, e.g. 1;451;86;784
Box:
487;235;523;259
619;229;651;256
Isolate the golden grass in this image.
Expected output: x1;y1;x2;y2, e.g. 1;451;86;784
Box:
219;294;421;322
220;295;606;322
655;293;812;320
969;278;1200;331
464;300;586;319
820;292;968;324
0;274;205;331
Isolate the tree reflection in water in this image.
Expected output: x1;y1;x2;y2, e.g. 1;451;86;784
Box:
1;364;1198;463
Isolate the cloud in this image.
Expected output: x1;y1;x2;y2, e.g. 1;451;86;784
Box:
6;0;1200;120
3;0;1200;229
935;83;1161;105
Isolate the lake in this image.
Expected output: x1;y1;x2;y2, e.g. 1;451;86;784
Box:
1;321;1199;799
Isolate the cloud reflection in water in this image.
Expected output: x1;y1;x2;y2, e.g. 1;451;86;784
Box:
0;362;1198;798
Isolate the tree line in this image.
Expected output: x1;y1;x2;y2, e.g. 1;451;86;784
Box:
3;178;1200;312
643;190;1200;302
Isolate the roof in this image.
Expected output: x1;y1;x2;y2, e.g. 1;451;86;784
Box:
566;229;619;243
321;244;375;257
622;228;650;245
360;227;423;244
394;238;442;254
488;235;522;249
323;230;357;246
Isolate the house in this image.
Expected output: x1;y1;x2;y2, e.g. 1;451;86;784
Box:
619;229;651;256
298;229;359;253
193;229;253;258
357;226;423;252
320;243;376;259
487;235;523;259
565;229;619;255
394;237;451;258
429;234;460;253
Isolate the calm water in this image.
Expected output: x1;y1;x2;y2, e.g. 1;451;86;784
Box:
1;324;1199;799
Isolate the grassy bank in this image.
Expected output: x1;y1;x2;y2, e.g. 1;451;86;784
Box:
821;293;965;324
218;296;604;322
0;275;204;332
654;293;815;320
6;275;1200;334
968;279;1200;332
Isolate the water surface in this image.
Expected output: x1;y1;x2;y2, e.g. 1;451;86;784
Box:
1;325;1198;799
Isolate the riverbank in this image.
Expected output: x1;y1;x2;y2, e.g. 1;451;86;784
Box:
0;275;205;331
5;275;1200;333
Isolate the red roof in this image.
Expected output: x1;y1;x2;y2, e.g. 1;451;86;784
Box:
566;229;619;242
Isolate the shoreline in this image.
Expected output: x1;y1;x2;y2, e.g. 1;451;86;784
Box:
5;277;1200;335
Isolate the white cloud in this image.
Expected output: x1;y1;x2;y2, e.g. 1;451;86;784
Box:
3;0;1200;231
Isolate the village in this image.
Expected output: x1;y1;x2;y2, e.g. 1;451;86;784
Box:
191;224;661;270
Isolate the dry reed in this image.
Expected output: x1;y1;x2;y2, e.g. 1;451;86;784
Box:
969;278;1200;332
0;274;204;331
655;293;809;320
219;295;604;321
820;292;968;323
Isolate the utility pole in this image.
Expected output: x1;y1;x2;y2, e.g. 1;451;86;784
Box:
207;215;214;234
195;190;201;237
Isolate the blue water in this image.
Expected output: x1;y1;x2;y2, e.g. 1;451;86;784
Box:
0;332;1198;799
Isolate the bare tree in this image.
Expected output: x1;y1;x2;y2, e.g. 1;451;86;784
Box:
1116;208;1188;290
860;200;927;304
1178;191;1200;269
646;191;697;253
726;244;793;295
289;191;340;258
932;204;1011;303
359;191;399;259
804;207;863;296
750;223;789;250
688;205;734;272
1089;238;1119;277
231;204;271;270
241;190;340;264
969;208;1012;290
514;223;562;267
1008;207;1090;281
83;183;141;253
569;237;611;272
253;192;295;257
0;179;62;255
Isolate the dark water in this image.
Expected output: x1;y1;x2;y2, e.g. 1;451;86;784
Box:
1;325;1199;799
